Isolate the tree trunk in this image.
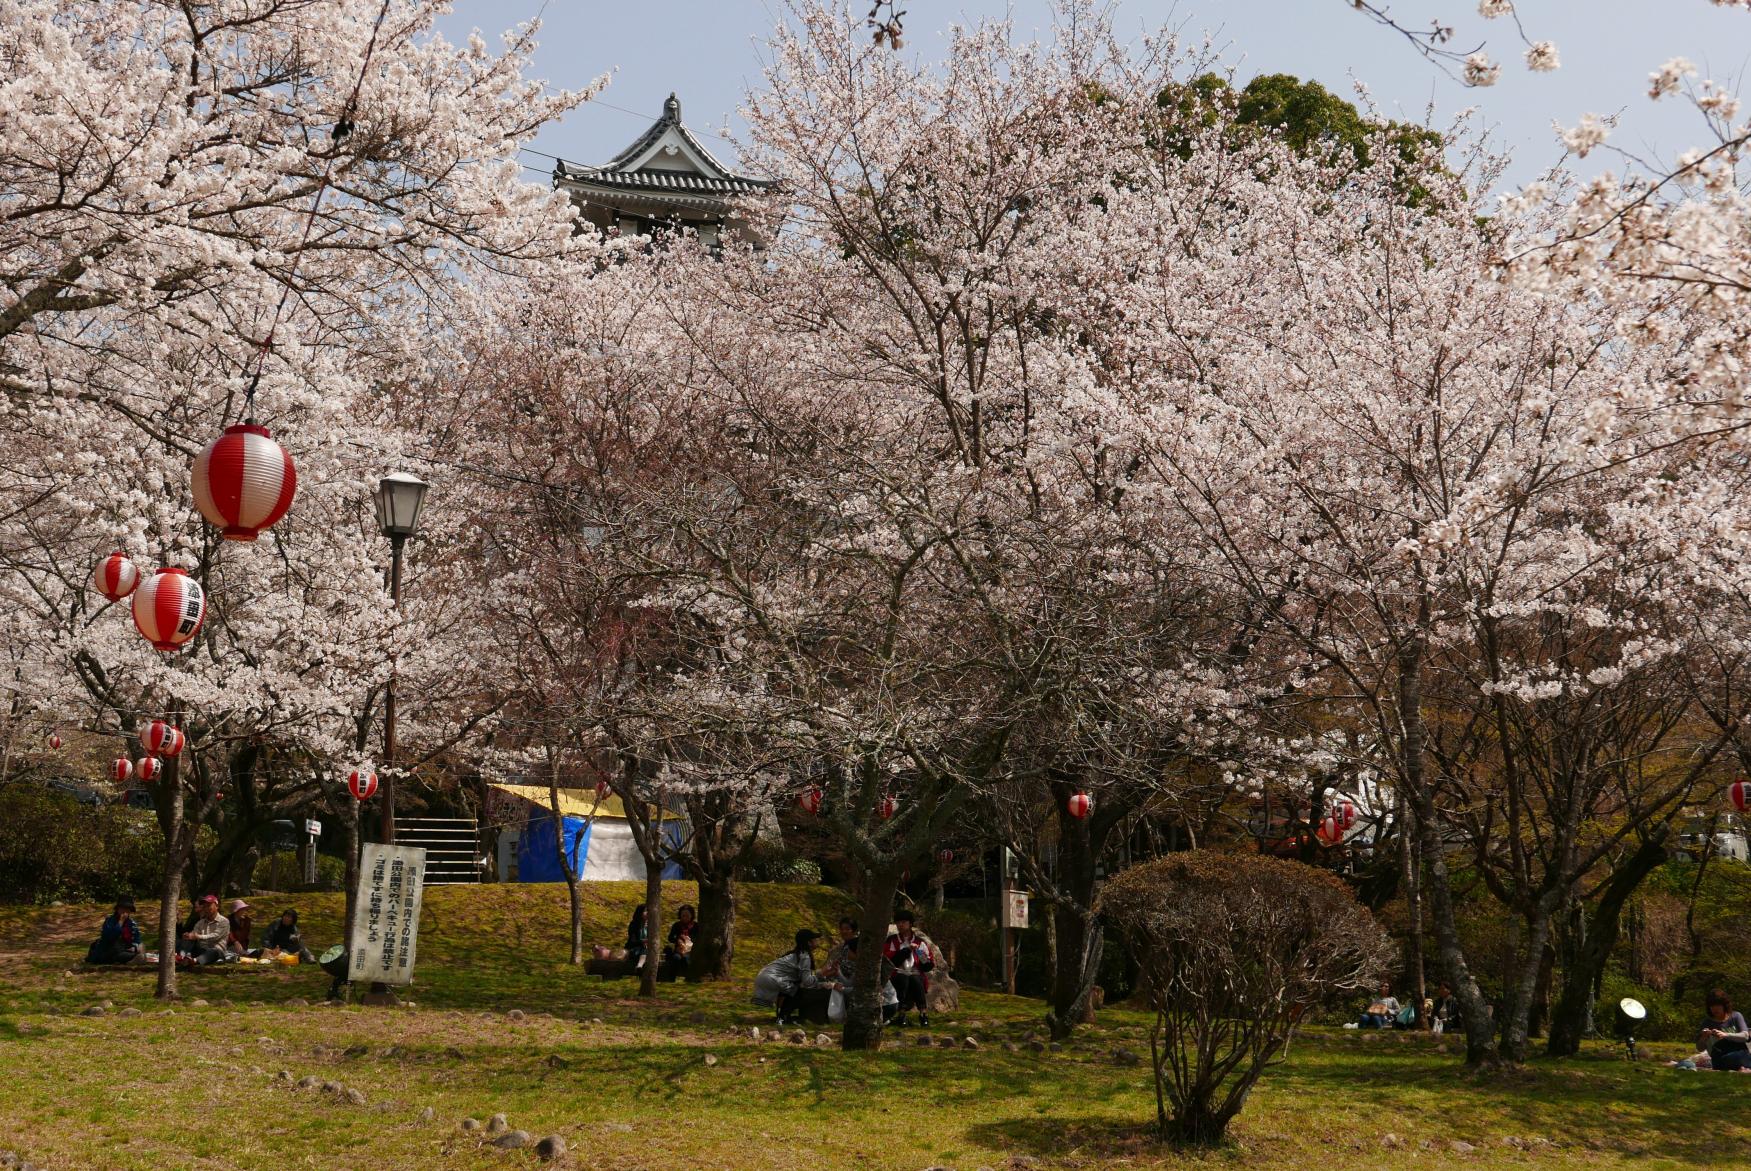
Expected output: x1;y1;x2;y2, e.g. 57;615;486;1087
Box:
843;865;902;1051
1527;935;1555;1040
566;874;584;965
1495;903;1554;1062
341;799;361;968
639;858;662;998
152;755;185;1000
1547;832;1670;1056
1398;630;1497;1065
1399;796;1427;1025
692;871;737;982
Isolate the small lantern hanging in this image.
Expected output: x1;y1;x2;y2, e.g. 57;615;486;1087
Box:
46;732;61;750
1339;799;1357;829
348;770;378;801
878;794;899;820
1731;780;1750;814
1066;791;1093;819
594;780;611;802
111;757;134;784
92;552;141;602
132;568;206;652
191;424;298;541
936;848;954;865
798;786;824;815
143;719;185;758
1316;815;1344;847
136;756;162;783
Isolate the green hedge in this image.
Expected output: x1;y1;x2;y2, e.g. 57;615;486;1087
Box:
0;784;161;905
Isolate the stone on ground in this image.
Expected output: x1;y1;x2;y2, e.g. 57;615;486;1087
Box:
461;1118;482;1132
703;1054;719;1067
535;1134;567;1161
507;1009;526;1021
493;1130;532;1150
118;1006;141;1017
486;1113;510;1135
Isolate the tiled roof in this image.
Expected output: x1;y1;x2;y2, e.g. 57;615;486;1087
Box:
553;93;773;197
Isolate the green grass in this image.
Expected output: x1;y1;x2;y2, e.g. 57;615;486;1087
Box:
0;883;1743;1169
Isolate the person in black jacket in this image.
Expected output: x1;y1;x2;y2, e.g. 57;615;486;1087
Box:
1430;982;1464;1035
261;909;316;964
664;904;698;979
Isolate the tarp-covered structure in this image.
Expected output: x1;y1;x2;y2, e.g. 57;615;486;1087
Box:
488;782;684;883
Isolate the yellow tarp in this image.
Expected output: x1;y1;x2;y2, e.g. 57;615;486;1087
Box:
487;781;651;822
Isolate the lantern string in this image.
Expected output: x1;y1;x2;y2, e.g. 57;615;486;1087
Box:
241;0;395;424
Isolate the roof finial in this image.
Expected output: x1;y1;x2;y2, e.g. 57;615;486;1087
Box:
665;92;681;120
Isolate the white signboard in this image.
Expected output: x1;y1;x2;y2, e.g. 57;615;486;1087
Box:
304;819;323;836
1003;890;1030;930
349;843;427;986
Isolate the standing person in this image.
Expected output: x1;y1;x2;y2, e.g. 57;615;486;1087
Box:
226;900;254;955
86;896;145;965
624;905;649;967
664;905;698;979
177;895;231;965
1698;991;1751;1073
261;909;317;964
753;929;837;1026
884;909;935;1028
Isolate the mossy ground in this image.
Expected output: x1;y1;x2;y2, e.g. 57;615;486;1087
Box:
0;883;1739;1169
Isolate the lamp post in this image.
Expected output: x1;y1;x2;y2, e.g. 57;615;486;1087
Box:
373;472;428;846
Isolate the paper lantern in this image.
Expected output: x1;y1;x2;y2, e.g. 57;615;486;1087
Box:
594;780;611;802
348;770;378;801
1730;780;1750;814
136;756;162;783
131;568;206;651
143;719;185;758
46;732;61;750
936;848;954;865
1339;799;1357;829
92;552;141;602
191;424;298;541
797;786;823;815
1066;791;1093;819
111;757;133;784
1316;815;1344;846
878;794;899;820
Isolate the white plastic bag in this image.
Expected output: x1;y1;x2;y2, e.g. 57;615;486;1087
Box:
828;989;846;1023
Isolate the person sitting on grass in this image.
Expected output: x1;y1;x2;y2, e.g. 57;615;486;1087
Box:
883;909;935;1028
1429;982;1463;1035
226;900;254;955
261;909;317;964
665;905;698;978
821;916;858;982
753;929;838;1026
624;905;649;968
1698;991;1751;1073
1357;980;1400;1029
177;894;231;965
86;895;146;965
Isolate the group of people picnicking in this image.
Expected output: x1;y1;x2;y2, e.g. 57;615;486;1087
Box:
752;908;946;1028
85;894;317;968
1352;979;1465;1033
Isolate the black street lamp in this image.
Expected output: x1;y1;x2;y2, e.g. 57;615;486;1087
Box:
373;472;428;845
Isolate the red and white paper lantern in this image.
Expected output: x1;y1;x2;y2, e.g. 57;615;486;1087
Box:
191;424;298;541
46;732;61;750
1066;791;1093;819
594;780;611;802
878;794;899;820
1316;815;1344;847
1730;780;1750;814
92;552;141;602
348;770;378;801
797;786;824;815
936;848;954;865
131;568;206;652
111;757;133;784
1339;799;1357;829
143;719;185;757
136;756;162;783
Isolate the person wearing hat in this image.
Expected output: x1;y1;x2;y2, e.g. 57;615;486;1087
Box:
85;895;145;965
177;894;231;965
226;900;255;955
751;928;839;1026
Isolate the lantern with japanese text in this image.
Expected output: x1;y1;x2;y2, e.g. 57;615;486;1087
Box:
191;424;298;541
1730;780;1750;814
878;794;899;820
136;756;162;783
798;786;824;815
111;757;133;784
131;568;206;651
937;848;954;865
1067;791;1093;819
348;770;378;801
92;552;140;602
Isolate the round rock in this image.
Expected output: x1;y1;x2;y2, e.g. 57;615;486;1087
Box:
493;1130;532;1150
535;1134;568;1161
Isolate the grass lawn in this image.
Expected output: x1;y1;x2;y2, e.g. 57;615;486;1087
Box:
0;882;1742;1170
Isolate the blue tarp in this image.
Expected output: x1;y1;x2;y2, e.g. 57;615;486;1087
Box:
516;809;685;882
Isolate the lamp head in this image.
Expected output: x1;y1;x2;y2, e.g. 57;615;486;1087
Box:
374;472;429;539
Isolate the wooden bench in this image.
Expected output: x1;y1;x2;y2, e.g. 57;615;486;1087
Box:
583;956;679;982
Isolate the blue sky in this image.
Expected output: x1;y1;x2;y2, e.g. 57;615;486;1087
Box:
440;1;1750;190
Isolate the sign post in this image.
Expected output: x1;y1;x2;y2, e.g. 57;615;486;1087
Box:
302;819;322;886
348;842;427;1002
999;847;1028;995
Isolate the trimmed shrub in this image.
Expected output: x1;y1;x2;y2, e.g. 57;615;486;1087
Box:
0;784;161;904
1101;852;1392;1147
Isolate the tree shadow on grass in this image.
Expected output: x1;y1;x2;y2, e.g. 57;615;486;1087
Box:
965;1116;1180;1165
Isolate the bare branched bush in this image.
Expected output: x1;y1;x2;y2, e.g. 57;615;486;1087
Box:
1101;853;1393;1146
